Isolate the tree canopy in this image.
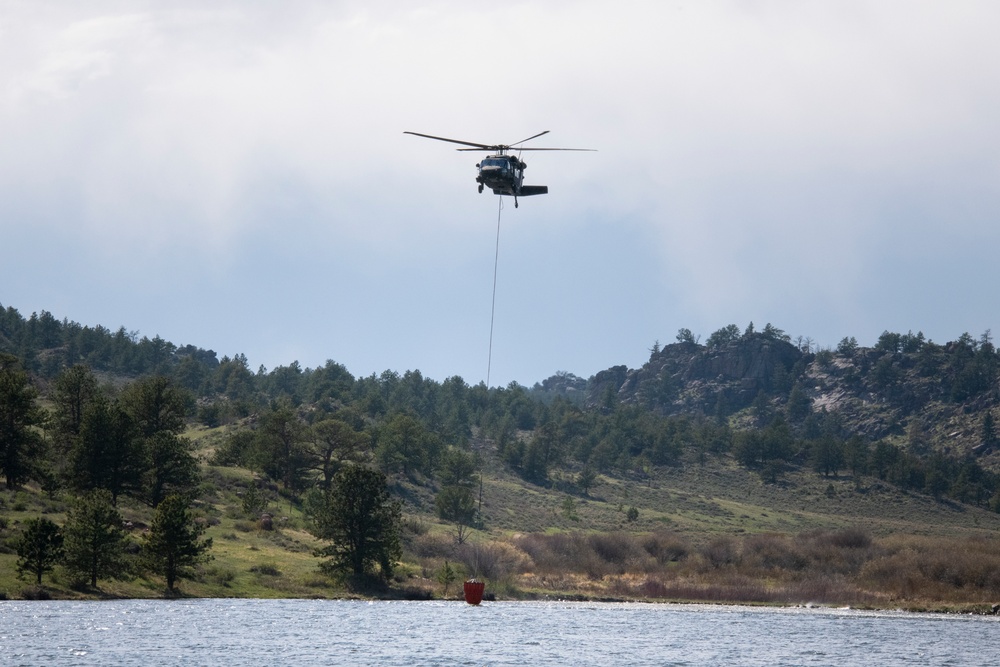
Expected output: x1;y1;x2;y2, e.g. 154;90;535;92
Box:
309;465;402;584
142;494;213;592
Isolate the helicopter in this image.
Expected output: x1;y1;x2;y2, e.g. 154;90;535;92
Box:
403;130;595;207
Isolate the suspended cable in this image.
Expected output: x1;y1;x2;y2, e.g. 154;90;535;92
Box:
486;196;504;387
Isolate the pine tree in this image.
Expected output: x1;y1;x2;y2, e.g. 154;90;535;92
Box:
436;560;458;597
982;411;998;451
0;354;46;488
15;518;64;585
63;489;129;587
69;397;144;504
142;494;213;592
309;465;401;584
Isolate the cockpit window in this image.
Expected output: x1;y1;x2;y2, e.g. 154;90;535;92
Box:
482;158;506;168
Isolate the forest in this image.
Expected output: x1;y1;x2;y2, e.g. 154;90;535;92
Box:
3;303;1000;606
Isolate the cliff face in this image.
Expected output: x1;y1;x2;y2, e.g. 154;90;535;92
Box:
569;334;1000;467
588;334;803;417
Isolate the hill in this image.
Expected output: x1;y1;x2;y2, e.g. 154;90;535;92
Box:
588;328;1000;462
3;306;1000;609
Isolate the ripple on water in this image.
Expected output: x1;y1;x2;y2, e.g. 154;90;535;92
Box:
1;600;998;666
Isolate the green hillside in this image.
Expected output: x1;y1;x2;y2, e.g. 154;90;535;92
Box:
3;305;1000;610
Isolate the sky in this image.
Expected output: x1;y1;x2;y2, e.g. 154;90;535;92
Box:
2;1;1000;387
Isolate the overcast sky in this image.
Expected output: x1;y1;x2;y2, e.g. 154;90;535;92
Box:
3;1;1000;387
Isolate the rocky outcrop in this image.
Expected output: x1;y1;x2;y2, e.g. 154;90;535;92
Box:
545;332;1000;464
584;334;802;416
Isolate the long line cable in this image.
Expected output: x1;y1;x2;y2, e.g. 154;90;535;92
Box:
486;196;504;387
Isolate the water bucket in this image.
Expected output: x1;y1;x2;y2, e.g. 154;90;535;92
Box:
463;579;485;605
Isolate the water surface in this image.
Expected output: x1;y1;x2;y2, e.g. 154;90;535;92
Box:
2;599;996;666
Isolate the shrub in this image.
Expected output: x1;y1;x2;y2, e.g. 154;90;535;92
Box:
788;575;878;605
741;533;807;572
249;563;282;576
205;566;236;586
20;586;51;600
629;575;775;604
638;577;672;599
515;533;597;576
587;532;647;573
241;485;269;518
233;520;255;533
409;532;455;559
456;541;530;583
699;537;740;569
825;527;872;550
859;550;926;599
641;531;690;565
401;516;430;536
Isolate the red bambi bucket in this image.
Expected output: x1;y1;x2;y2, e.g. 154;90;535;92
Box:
463;579;485;605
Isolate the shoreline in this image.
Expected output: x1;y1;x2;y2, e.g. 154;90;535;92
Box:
5;585;999;616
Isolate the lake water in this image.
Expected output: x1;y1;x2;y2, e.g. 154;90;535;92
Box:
1;599;997;666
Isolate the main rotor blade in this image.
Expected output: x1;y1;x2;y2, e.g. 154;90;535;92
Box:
510;130;550;147
403;131;492;150
456;147;597;152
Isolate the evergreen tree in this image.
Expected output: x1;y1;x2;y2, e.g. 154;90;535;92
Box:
786;383;812;422
762;323;789;341
142;494;213;592
438;447;478;488
761;416;795;463
117;376;199;505
309;465;402;583
309;418;371;490
837;336;859;356
845;436;870;477
706;324;741;348
675;328;697;344
15;518;64;585
871;440;897;480
436;560;458;597
241;483;269;518
0;354;46;488
142;432;199;507
213;353;256;404
521;420;560;483
120;375;189;438
375;413;440;477
435;447;480;524
253;403;309;490
982;411;998;451
577;466;598;496
50;364;99;453
69;397;143;504
812;434;845;478
435;485;477;525
63;489;129;587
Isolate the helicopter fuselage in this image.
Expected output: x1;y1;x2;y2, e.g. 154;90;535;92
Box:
476;155;548;198
403;129;591;206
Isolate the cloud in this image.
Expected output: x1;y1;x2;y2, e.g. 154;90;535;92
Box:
2;1;1000;384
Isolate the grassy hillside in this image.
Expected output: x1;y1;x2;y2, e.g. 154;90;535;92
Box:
5;424;1000;611
4;309;1000;610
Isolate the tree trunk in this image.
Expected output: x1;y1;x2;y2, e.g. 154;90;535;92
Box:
167;554;176;590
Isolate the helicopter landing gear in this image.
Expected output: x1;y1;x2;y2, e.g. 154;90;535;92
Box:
514;197;519;208
478;184;484;193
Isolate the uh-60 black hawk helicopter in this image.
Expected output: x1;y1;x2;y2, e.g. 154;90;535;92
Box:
403;130;595;207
